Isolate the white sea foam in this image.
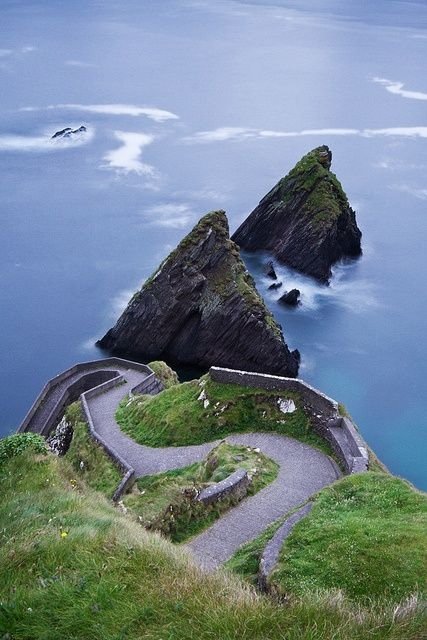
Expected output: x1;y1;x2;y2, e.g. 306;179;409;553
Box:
261;260;379;314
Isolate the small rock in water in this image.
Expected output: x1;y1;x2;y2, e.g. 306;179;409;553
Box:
263;260;277;280
279;289;301;307
268;281;282;290
51;125;87;139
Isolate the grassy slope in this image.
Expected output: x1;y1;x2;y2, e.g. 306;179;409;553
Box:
123;441;278;542
227;474;427;607
64;402;122;499
1;451;426;640
270;473;427;604
116;376;333;457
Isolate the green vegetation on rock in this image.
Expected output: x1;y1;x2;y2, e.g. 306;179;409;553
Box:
147;360;179;389
116;374;332;456
1;449;426;639
123;441;278;542
64;402;122;499
269;473;427;604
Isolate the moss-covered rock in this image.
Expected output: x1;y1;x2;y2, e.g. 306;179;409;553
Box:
148;361;179;389
232;146;362;283
98;210;299;376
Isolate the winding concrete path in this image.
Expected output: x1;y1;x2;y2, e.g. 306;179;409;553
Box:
86;369;341;568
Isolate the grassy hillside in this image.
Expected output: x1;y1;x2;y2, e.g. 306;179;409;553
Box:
270;473;427;604
1;446;426;640
228;473;427;608
116;375;332;456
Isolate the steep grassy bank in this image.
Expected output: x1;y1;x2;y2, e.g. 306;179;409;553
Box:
227;473;427;607
1;447;426;640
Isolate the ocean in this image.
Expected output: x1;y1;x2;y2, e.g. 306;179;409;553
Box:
0;0;426;489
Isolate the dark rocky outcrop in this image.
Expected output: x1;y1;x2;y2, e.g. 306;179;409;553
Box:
263;260;277;280
98;210;299;377
268;281;282;290
51;125;87;139
279;289;301;307
47;416;73;456
232;146;362;283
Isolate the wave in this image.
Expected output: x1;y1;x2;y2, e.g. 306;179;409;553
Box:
254;258;380;314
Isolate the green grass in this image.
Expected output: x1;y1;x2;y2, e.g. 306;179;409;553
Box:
0;432;47;463
122;441;278;542
116;375;333;458
64;402;122;499
270;473;427;604
1;451;426;640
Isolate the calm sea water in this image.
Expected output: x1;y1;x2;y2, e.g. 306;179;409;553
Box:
0;0;426;489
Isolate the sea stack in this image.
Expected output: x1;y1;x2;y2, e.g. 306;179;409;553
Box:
98;210;300;377
232;146;362;283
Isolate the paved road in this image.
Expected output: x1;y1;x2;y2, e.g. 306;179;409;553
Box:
186;433;340;569
87;369;341;568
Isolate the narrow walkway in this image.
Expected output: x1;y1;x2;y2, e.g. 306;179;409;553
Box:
86;374;341;568
186;433;340;569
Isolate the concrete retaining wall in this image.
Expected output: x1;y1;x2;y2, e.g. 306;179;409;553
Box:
197;468;250;506
209;367;369;474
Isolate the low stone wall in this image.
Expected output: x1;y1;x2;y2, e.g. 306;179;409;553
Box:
131;372;165;396
209;367;368;474
258;502;313;591
39;370;119;437
197;468;250;505
17;357;158;501
18;357;153;434
80;376;136;501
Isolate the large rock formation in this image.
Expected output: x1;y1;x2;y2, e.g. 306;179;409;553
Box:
98;210;299;377
232;146;362;283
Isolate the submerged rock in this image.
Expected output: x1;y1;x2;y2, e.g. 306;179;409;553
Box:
279;289;301;307
51;125;87;139
232;146;362;283
268;281;282;290
98;210;299;377
263;260;277;280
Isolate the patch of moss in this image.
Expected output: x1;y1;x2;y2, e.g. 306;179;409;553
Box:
147;361;179;389
271;147;350;230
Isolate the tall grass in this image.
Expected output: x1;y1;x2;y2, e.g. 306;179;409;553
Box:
1;451;425;639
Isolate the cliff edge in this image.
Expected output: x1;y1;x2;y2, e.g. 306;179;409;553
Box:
98;210;299;377
232;146;362;283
